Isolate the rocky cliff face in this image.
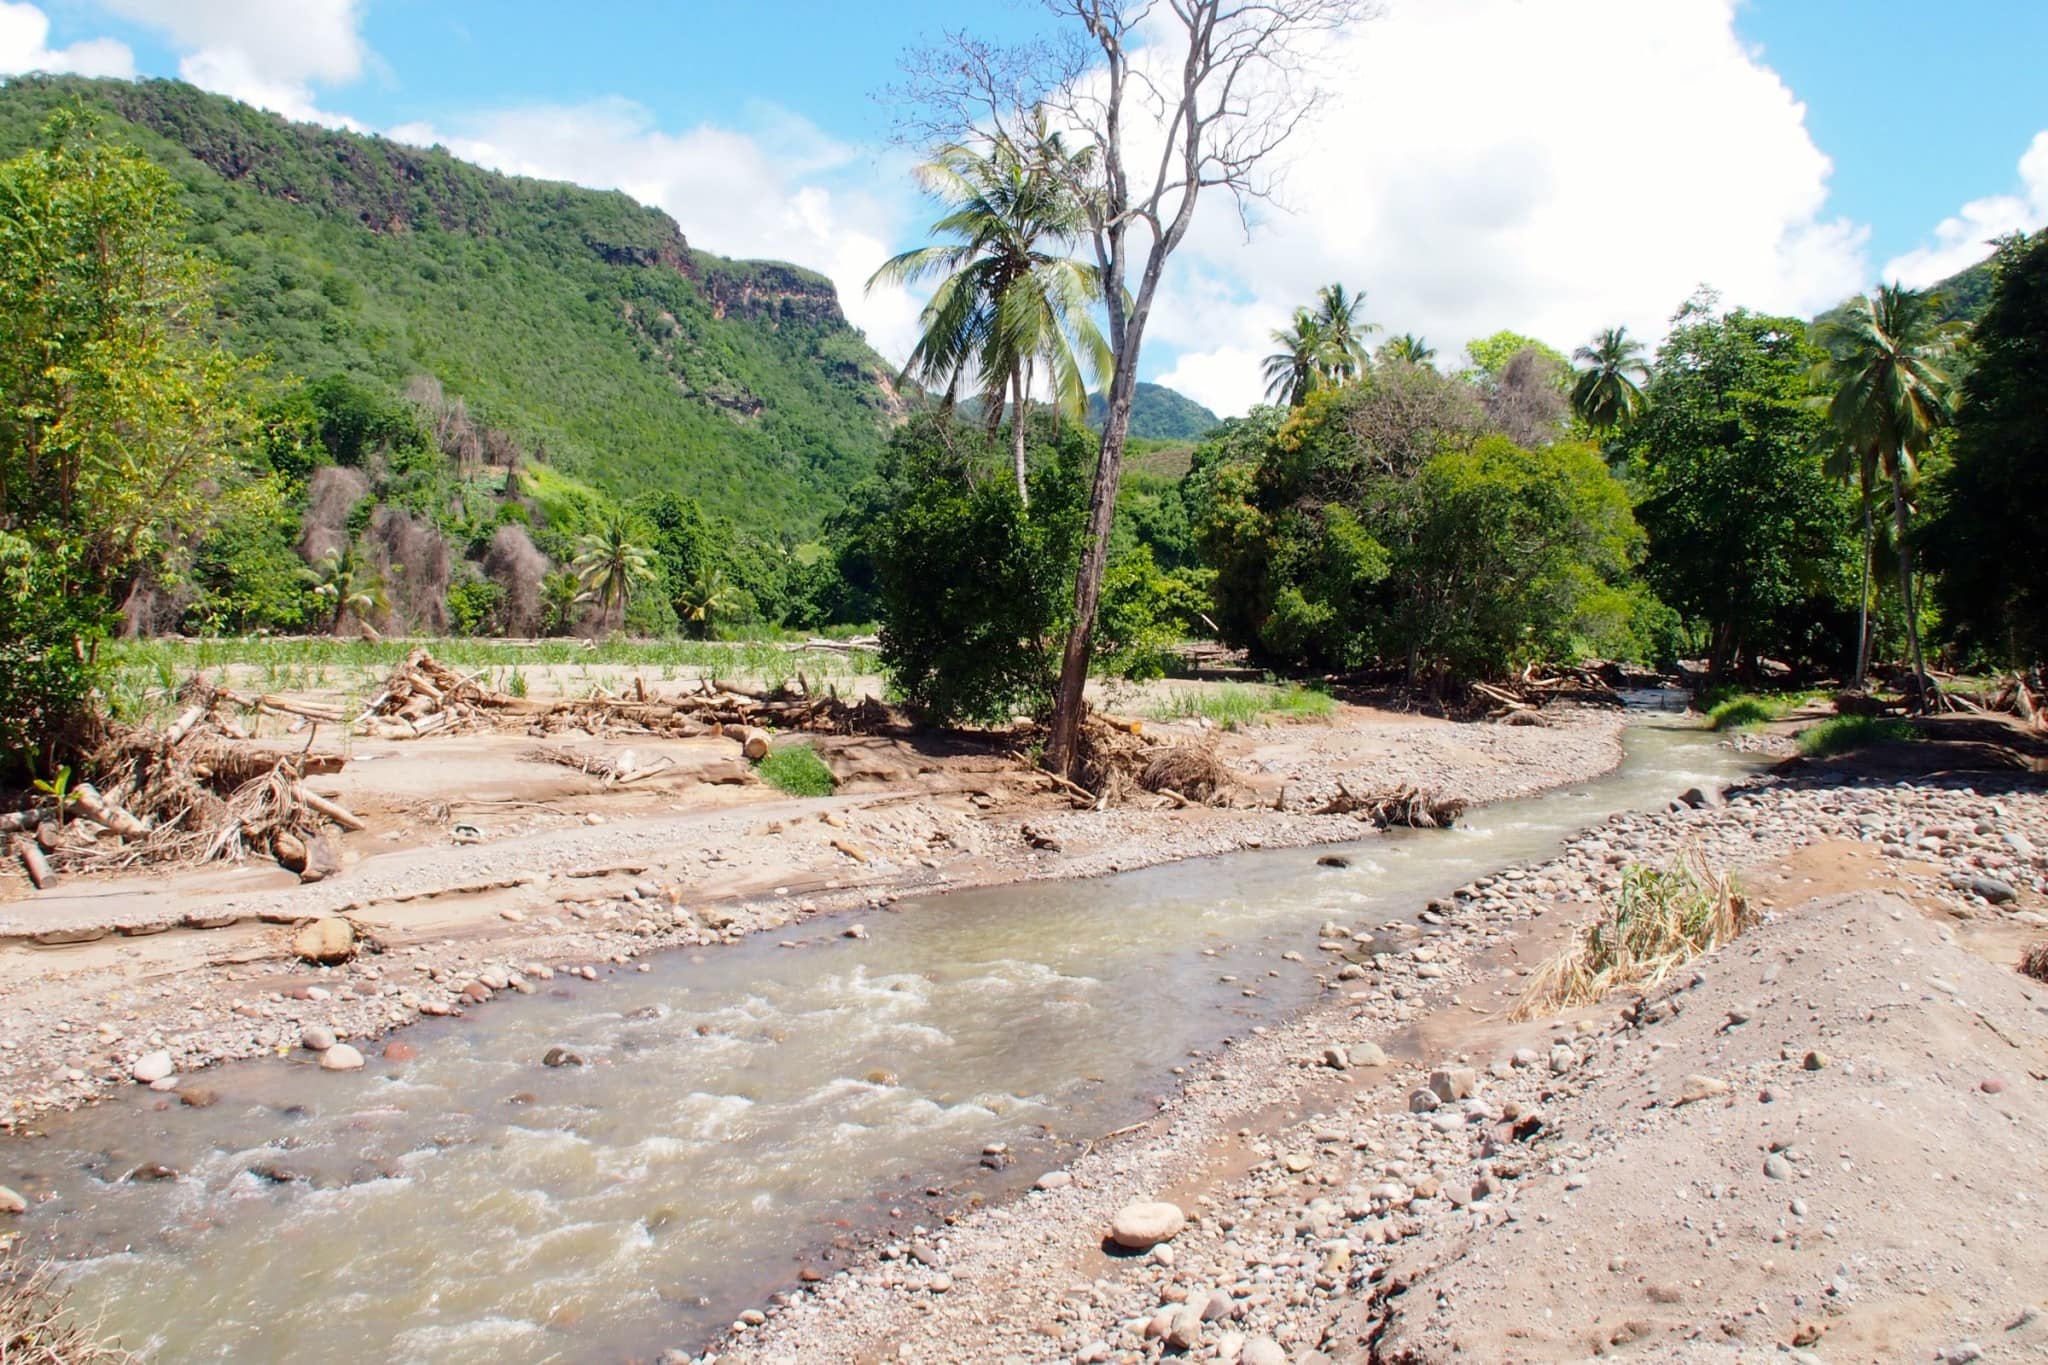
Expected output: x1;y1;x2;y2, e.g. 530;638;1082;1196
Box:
698;259;846;326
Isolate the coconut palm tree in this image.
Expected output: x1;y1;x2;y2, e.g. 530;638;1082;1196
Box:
1570;326;1650;433
301;548;389;636
572;512;656;637
868;114;1108;504
1814;284;1955;704
1378;333;1435;366
1312;283;1376;383
1262;308;1330;407
676;565;741;640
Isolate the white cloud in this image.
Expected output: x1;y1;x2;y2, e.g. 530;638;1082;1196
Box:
1147;0;1873;416
389;99;926;364
96;0;367;126
0;2;133;78
1882;131;2048;288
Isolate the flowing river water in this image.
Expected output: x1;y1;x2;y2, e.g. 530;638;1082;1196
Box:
8;714;1755;1363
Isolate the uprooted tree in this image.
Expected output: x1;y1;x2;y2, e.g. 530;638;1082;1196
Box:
891;0;1376;778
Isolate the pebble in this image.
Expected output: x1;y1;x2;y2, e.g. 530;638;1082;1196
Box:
131;1050;174;1084
300;1025;337;1052
1763;1154;1793;1180
1241;1337;1288;1365
318;1043;365;1071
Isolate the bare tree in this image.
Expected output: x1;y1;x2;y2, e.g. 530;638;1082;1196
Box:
895;0;1374;774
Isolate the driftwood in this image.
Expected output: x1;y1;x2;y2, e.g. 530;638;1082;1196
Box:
1316;781;1466;828
13;835;54;889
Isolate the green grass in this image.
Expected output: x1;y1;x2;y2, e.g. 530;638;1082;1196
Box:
1705;690;1829;731
1148;682;1335;730
754;742;836;797
1797;716;1917;758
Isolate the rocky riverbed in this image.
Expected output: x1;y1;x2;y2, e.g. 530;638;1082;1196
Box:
711;765;2048;1364
0;706;1627;1129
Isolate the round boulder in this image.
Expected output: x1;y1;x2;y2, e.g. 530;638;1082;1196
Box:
318;1043;365;1072
292;916;356;965
1109;1199;1186;1251
300;1025;337;1052
131;1050;174;1084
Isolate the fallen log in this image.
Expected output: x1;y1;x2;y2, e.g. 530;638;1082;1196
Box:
0;807;51;834
13;835;54;889
163;705;206;747
302;790;366;832
68;783;149;839
731;726;772;762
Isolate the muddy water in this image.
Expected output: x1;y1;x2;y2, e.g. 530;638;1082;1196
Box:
8;719;1756;1363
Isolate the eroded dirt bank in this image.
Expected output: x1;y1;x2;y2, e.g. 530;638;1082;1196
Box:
714;762;2048;1365
0;704;1626;1128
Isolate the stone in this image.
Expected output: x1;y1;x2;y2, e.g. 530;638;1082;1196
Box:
1322;1047;1349;1070
1034;1170;1073;1191
131;1050;174;1084
1763;1153;1792;1180
1428;1066;1477;1101
1165;1302;1204;1351
1350;1041;1388;1066
381;1041;418;1063
1969;875;2016;905
0;1185;24;1214
1109;1200;1186;1250
1548;1045;1576;1075
178;1085;219;1109
1407;1088;1440;1113
300;1025;337;1052
292;916;355;965
297;835;342;884
1802;1050;1829;1071
1676;1074;1729;1105
1241;1338;1288;1365
542;1047;585;1068
318;1043;365;1071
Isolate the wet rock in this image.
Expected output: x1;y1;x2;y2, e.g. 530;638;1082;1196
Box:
1035;1170;1073;1191
542;1047;585;1068
843;923;868;939
249;1161;308;1185
178;1085;220;1109
1317;854;1351;868
300;1025;337;1052
1969;876;2016;905
125;1162;178;1182
381;1041;417;1063
318;1043;365;1072
0;1185;24;1214
1109;1200;1186;1250
131;1050;174;1084
292;917;355;965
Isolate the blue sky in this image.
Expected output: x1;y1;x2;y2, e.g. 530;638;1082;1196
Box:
7;0;2046;415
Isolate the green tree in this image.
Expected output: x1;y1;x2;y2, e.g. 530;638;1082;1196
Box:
1627;304;1855;677
1570;326;1650;433
676;564;741;639
1814;284;1955;701
302;548;390;635
1263;308;1334;408
1463;330;1568;383
1924;230;2048;666
1311;283;1375;383
572;511;656;636
869;115;1107;504
1378;333;1435;366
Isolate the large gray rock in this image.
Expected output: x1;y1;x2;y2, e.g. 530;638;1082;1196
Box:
1109;1200;1185;1250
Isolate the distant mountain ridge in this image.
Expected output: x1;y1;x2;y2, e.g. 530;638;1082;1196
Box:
1089;382;1221;441
0;74;902;532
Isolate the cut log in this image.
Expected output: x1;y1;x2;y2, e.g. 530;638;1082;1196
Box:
68;783;149;839
0;807;51;834
13;835;54;889
830;838;871;863
732;726;772;762
163;705;206;746
301;790;366;832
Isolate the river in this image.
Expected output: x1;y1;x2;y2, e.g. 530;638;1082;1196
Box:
6;714;1753;1363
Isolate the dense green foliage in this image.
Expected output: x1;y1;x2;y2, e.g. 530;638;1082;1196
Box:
1625;303;1856;677
1926;230;2048;666
0;74;899;534
1797;715;1915;757
754;742;838;797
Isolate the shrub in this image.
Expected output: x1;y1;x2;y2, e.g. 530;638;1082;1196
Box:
754;742;836;797
1708;696;1777;730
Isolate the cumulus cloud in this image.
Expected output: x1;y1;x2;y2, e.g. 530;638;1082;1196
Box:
389;99;926;364
96;0;368;126
1882;131;2048;288
1152;0;1873;416
0;1;133;78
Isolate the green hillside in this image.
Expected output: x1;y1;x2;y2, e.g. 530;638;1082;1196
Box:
0;74;901;533
1088;381;1221;440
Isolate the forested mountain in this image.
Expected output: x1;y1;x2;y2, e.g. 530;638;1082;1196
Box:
0;74;903;534
1088;382;1220;440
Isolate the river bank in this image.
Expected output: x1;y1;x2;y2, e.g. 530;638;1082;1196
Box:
714;748;2048;1364
0;703;1628;1130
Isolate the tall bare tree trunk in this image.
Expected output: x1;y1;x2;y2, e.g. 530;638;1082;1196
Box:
1046;365;1137;770
1851;494;1874;687
1891;466;1931;709
1011;364;1030;506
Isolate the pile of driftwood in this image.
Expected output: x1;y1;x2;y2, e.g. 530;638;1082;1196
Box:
1470;663;1625;723
1946;672;2048;729
1315;781;1466;828
6;697;362;888
357;649;893;747
1020;717;1238;811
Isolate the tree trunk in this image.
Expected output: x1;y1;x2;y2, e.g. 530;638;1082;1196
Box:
1891;468;1932;709
1851;494;1873;688
1046;370;1138;774
1011;364;1030;506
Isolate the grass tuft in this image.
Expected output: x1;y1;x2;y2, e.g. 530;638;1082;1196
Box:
1148;682;1334;730
0;1247;139;1362
1514;849;1755;1019
1797;715;1915;758
2021;943;2048;984
754;742;836;798
1707;696;1778;731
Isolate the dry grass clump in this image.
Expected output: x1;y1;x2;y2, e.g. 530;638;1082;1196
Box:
1;1251;139;1363
1139;745;1229;803
2021;942;2048;984
1514;848;1755;1019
